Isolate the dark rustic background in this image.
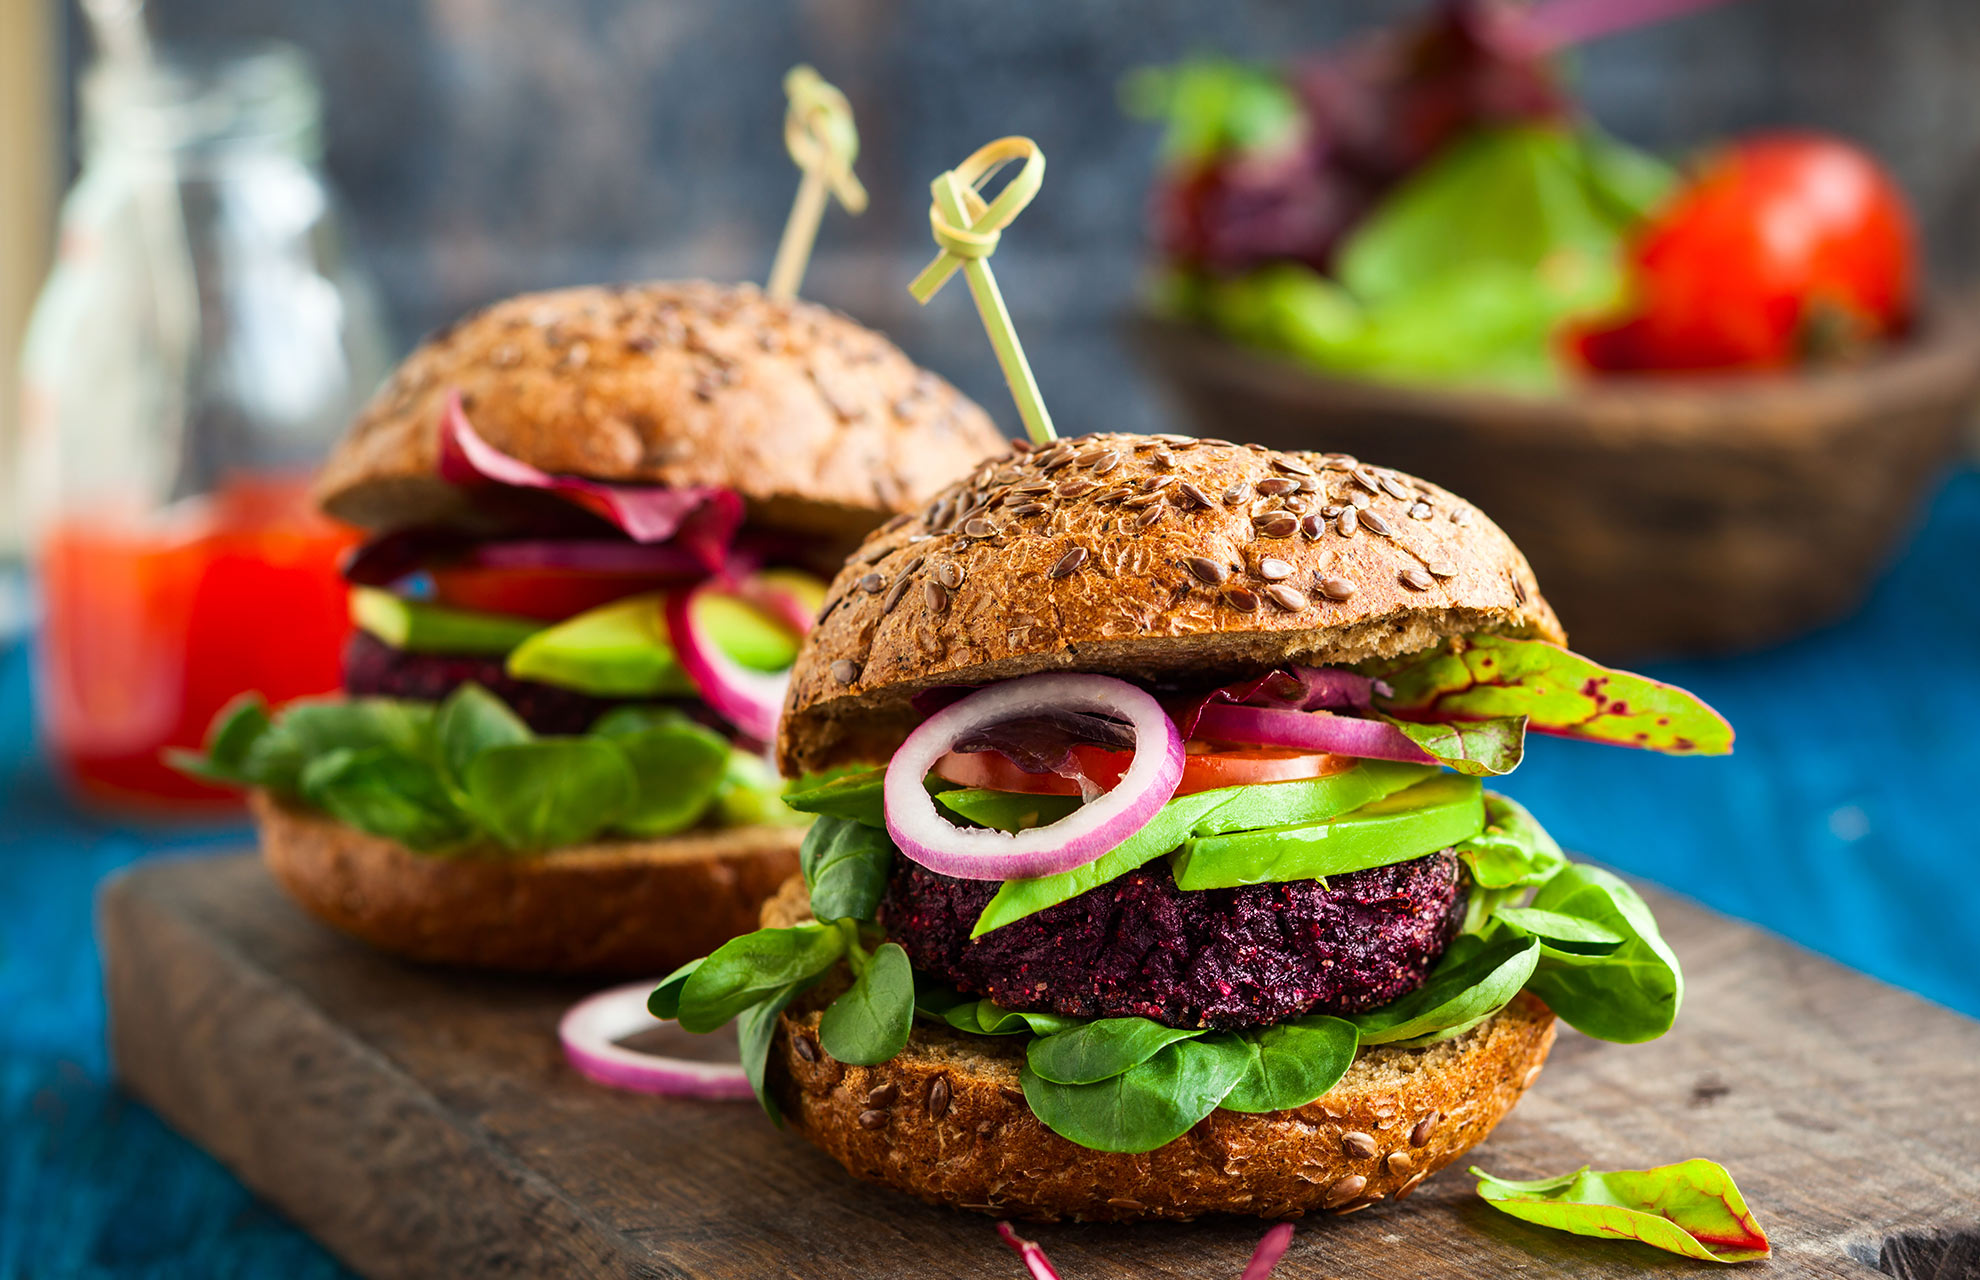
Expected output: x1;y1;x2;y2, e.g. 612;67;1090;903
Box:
76;0;1980;438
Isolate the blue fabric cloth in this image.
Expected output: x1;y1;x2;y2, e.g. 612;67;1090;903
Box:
3;471;1976;1277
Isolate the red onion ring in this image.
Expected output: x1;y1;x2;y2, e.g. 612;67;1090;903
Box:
734;575;818;637
663;583;790;742
466;540;715;577
438;391;744;550
1194;704;1437;765
885;674;1185;881
558;981;751;1099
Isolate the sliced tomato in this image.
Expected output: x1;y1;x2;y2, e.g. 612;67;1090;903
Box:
932;744;1353;797
428;566;668;622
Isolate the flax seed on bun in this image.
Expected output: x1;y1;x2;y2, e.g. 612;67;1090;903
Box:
777;433;1563;775
314;281;1005;541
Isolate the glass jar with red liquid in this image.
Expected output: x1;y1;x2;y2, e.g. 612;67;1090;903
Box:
17;44;387;816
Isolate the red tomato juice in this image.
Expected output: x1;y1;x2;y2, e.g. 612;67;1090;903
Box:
35;475;357;816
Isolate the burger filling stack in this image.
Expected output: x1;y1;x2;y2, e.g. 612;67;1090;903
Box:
658;432;1730;1221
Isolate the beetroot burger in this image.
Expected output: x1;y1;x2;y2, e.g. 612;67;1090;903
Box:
175;281;1003;975
655;432;1731;1221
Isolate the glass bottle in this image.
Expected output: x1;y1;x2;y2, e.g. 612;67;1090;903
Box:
17;42;389;815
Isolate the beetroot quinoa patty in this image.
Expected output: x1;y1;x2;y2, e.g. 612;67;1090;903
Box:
881;852;1469;1031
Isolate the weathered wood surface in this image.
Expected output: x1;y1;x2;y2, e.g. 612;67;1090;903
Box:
101;854;1980;1279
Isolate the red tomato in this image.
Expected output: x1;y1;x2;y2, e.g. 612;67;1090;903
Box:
933;744;1353;797
1576;133;1915;373
428;567;663;622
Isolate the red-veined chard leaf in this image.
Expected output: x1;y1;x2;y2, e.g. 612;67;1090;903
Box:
1471;1159;1770;1263
1366;634;1732;755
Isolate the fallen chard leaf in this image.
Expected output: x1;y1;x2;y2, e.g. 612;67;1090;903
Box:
1471;1159;1770;1263
1367;634;1733;755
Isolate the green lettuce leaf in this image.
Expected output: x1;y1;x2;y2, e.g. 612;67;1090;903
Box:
1119;58;1301;164
1366;634;1733;755
1471;1160;1770;1263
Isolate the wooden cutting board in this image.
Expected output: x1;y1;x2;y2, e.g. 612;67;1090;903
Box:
99;854;1979;1280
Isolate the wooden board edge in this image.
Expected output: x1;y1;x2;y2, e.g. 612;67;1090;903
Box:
96;863;647;1280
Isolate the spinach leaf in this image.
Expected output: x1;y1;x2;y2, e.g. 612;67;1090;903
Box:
1519;864;1682;1044
1350;933;1539;1046
1457;793;1567;889
1219;1016;1360;1113
460;739;635;851
945;1000;1082;1038
911;974;974;1019
1024;1018;1207;1085
282;697;437;760
799;816;895;923
783;768;888;825
299;747;474;851
709;750;804;829
739;979;814;1125
166;692;274;786
818;942;916;1066
647;957;703;1020
676;924;845;1033
1493;906;1624;951
1019;1035;1251;1154
937;788;1081;832
1379;712;1526;777
1366;633;1732;756
1471;1159;1770;1263
592;708;730;837
435;682;533;793
971;789;1231;938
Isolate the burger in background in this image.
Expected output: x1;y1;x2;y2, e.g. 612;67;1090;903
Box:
174;281;1005;975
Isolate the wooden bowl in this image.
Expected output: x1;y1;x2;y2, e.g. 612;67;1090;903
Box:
1129;313;1980;659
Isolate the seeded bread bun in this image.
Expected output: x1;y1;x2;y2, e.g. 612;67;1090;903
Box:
314;281;1005;540
757;877;1556;1222
253;792;801;975
778;433;1563;775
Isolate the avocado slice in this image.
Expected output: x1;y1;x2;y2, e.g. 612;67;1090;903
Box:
504;589;802;698
350;587;543;655
1171;773;1486;890
933;759;1435;837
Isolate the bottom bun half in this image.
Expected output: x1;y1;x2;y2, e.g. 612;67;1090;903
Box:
758;875;1555;1223
252;792;802;975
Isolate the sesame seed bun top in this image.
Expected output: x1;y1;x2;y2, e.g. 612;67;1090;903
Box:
776;432;1563;776
313;281;1006;542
